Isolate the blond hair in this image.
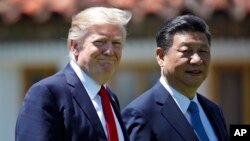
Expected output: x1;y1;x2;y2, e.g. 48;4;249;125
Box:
67;7;132;47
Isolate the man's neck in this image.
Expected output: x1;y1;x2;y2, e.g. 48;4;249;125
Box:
163;77;197;99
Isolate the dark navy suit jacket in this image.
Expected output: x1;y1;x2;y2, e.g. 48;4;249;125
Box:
16;64;129;141
122;81;229;141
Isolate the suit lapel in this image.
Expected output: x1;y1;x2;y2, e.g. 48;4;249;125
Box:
64;64;107;140
154;81;199;141
198;95;228;141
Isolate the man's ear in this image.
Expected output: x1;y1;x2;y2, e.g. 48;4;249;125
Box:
156;47;165;67
69;40;79;56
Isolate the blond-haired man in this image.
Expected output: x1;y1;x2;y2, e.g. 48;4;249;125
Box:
16;7;132;141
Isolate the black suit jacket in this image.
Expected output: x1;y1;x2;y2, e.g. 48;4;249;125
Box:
122;81;229;141
16;64;129;141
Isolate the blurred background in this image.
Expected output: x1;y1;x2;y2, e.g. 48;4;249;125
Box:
1;0;250;140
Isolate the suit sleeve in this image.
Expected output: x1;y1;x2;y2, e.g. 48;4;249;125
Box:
15;82;63;141
122;107;154;141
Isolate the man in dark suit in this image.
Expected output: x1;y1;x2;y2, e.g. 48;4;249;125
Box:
122;15;229;141
15;7;132;141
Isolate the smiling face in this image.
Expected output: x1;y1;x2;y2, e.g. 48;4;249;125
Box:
156;31;211;98
70;24;124;84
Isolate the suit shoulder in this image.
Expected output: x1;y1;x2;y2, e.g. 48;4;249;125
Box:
123;87;156;113
24;70;68;100
197;94;224;114
31;70;66;88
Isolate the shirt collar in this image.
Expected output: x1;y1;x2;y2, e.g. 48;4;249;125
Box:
70;60;102;100
159;75;197;114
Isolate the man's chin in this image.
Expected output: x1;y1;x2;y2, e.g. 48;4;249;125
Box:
100;69;115;76
185;81;203;88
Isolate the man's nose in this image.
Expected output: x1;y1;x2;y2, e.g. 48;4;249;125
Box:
190;53;202;65
103;42;115;55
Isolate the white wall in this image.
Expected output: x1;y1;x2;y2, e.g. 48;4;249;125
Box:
0;64;20;141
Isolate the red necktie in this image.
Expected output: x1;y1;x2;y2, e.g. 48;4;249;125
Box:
99;86;118;141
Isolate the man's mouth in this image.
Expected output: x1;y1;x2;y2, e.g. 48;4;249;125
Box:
98;59;116;64
185;70;202;75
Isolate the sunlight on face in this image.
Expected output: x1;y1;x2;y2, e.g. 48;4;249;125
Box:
163;31;210;95
75;24;124;84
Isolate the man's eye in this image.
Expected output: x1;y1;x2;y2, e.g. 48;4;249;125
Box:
181;50;191;53
113;41;122;47
199;50;209;54
93;40;106;46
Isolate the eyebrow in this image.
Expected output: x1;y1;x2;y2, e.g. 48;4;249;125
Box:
112;37;123;41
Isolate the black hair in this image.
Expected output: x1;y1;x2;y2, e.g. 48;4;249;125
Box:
156;15;211;51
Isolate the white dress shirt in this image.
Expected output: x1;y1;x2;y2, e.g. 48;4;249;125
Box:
70;60;124;141
159;76;218;141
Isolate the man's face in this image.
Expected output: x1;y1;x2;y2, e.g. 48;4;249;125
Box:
157;31;211;94
72;24;124;84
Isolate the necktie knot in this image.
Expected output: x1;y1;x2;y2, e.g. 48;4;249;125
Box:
188;101;199;114
99;86;108;98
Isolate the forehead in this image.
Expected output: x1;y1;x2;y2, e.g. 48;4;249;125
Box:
173;31;209;46
87;24;124;38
